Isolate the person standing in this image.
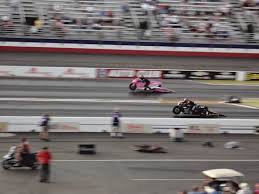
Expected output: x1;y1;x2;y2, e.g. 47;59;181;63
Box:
39;114;51;141
254;183;259;194
37;146;52;183
111;108;123;138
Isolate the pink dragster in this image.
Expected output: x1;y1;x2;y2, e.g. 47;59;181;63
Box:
129;78;175;93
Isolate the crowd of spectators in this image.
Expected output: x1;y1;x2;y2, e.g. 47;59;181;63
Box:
0;0;258;42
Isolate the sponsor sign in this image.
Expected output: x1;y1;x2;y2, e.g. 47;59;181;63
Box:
50;122;80;132
136;70;162;78
0;66;97;79
97;68;108;78
162;70;236;80
187;124;220;134
60;67;96;78
213;72;236;80
103;69;162;78
0;122;8;132
246;72;259;81
162;70;187;79
122;123;152;133
107;69;136;78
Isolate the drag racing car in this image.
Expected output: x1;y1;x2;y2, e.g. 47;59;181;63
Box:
172;102;225;118
129;78;174;93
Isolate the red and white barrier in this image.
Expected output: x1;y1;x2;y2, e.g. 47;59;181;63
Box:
1;42;259;58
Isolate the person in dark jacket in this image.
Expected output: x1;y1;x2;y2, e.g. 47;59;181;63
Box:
181;98;196;113
111;108;123;137
140;75;151;90
39;114;51;141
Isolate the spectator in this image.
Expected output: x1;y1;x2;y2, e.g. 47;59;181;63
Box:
139;20;149;39
188;186;207;194
104;10;114;25
162;26;179;41
237;183;252;194
254;183;259;194
178;191;188;194
197;21;207;33
246;22;254;42
9;0;20;12
121;3;130;13
0;16;14;34
39;114;51;141
206;23;214;38
53;18;66;37
30;18;43;34
37;146;52;183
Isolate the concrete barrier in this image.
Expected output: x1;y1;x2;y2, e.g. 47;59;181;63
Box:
0;116;258;134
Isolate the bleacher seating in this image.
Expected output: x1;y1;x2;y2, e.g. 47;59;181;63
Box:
0;0;258;43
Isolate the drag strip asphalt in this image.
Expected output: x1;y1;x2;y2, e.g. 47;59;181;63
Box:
1;52;259;71
0;78;258;118
0;133;259;194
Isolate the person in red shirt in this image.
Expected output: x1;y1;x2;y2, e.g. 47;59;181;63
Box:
37;146;52;183
255;184;259;194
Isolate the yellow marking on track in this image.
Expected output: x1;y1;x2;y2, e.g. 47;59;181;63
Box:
198;80;259;86
242;98;259;108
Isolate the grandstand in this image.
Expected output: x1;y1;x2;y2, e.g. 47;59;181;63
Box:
0;0;258;43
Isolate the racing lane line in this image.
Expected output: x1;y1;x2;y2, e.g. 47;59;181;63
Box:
196;82;259;87
0;97;160;104
52;159;259;162
131;179;203;181
0;97;222;105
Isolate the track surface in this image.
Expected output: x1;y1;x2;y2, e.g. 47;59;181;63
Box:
0;78;258;118
1;52;259;71
0;53;259;194
0;133;259;194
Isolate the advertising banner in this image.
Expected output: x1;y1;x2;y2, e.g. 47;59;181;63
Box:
59;67;96;78
187;124;220;134
122;123;153;133
0;122;8;132
136;70;162;78
98;69;162;78
0;66;97;79
245;72;259;81
162;70;236;80
106;69;136;78
50;122;80;132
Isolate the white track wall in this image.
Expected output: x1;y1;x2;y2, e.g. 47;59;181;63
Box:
0;116;258;134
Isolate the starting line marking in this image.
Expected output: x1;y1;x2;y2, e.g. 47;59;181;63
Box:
52;159;259;162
